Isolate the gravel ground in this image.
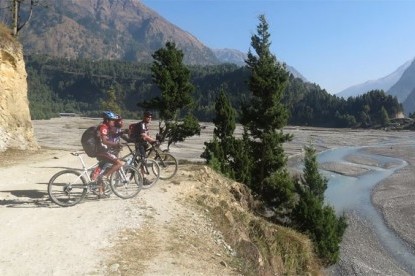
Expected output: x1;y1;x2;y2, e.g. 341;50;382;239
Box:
7;117;415;275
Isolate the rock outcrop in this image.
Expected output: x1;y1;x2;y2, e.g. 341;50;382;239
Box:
0;25;38;151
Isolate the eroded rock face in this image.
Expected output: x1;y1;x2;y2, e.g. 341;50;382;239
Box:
0;28;38;151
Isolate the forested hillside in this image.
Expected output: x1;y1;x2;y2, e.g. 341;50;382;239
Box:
26;55;402;128
4;0;218;65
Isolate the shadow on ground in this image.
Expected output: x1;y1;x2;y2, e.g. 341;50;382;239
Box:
0;188;51;208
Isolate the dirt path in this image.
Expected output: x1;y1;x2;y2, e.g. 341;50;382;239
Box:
0;117;241;275
0;149;142;275
0;148;240;275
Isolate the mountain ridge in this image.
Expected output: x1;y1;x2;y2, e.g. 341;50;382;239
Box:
12;0;219;65
336;58;414;98
1;0;307;78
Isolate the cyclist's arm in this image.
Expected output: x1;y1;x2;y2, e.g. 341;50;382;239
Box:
100;132;120;148
140;132;156;144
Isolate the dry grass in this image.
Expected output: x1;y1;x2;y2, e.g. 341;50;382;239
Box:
182;166;322;275
0;148;43;167
106;224;160;275
0;23;17;49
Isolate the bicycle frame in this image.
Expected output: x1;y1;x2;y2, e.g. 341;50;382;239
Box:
120;138;177;180
48;151;143;206
70;151;102;184
120;143;143;166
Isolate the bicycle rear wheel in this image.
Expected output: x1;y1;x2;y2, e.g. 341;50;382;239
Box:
48;170;87;207
154;152;178;180
140;159;160;189
110;165;142;199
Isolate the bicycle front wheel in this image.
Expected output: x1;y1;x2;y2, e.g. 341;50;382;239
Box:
140;159;160;189
154;152;178;180
48;170;87;207
110;165;143;199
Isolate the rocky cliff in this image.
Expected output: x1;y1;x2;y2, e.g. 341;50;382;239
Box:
0;25;38;151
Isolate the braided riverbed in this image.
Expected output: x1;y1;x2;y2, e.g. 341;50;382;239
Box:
320;145;415;275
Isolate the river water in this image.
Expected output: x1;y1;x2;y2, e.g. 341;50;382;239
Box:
318;146;415;273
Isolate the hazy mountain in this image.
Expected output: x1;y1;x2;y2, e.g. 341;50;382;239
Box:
388;59;415;101
286;65;308;82
390;59;415;114
11;0;219;65
213;48;307;81
337;58;413;98
402;87;415;115
212;48;246;66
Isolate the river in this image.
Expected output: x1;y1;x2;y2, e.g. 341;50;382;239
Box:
319;146;415;274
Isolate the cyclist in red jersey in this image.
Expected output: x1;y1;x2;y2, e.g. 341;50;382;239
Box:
95;111;124;197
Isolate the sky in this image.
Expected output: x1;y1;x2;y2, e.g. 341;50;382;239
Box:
140;0;415;94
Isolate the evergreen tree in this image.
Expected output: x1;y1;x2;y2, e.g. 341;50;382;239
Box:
100;85;122;115
202;87;237;177
213;87;236;140
379;106;390;126
149;41;201;148
240;15;294;208
292;144;347;265
303;145;327;201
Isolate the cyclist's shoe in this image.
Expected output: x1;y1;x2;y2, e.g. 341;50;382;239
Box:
97;193;110;199
143;178;152;186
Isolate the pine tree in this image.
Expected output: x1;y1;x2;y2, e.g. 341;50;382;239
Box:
240;15;294;208
303;145;327;201
292;144;347;265
202;87;236;177
149;41;201;148
379;106;390;126
100;85;122;115
213;87;236;140
151;41;194;121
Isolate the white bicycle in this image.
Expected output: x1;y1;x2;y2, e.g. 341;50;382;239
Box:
48;151;143;207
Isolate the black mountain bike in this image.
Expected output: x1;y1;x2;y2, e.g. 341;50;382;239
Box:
145;141;178;180
121;143;160;189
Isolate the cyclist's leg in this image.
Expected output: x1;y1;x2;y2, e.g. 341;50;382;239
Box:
136;143;147;175
95;152;123;196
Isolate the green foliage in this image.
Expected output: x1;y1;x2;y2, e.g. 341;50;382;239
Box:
261;169;296;210
99;85;122;115
149;42;201;148
150;42;194;120
165;114;201;148
25;54;402;125
291;144;347;265
202;88;237;177
213;87;236;139
302;146;327;201
239;15;294;207
230;130;254;184
379;106;390;126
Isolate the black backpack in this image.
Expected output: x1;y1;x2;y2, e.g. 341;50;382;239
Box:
81;126;99;157
128;122;140;142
